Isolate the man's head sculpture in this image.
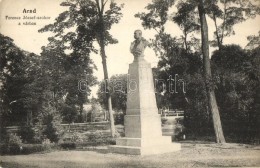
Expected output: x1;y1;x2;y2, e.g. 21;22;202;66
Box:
130;30;149;60
134;29;142;40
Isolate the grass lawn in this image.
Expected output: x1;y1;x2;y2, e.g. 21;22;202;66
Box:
1;142;260;168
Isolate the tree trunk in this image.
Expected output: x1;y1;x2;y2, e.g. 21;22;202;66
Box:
98;18;116;137
100;47;116;137
184;31;188;52
213;14;222;50
95;0;116;138
220;0;227;45
198;0;226;143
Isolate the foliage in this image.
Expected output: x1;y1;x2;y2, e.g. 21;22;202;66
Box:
97;74;127;113
136;0;227;142
114;112;124;125
0;143;56;155
0;125;8;143
87;131;115;145
152;37;210;133
1;0;259;144
61;104;78;124
59;142;76;150
207;0;260;49
246;31;260;50
39;0;124;137
1;33;68;130
212;45;252;120
20;143;55;154
172;1;200;51
97;74;127;125
19;125;36;144
7;133;23;146
135;0;174;31
212;45;260;142
135;0;201;53
0;34;31;125
42;115;60;143
86;99;103;122
0;134;22;155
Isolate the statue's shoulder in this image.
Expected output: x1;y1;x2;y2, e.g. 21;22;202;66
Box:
141;37;149;47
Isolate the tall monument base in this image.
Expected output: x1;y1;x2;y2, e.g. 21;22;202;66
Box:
109;58;181;155
110;137;181;155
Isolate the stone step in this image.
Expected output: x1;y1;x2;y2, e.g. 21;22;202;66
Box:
109;145;141;155
109;142;181;155
116;137;173;147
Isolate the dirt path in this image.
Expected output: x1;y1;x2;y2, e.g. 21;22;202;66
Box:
1;143;260;168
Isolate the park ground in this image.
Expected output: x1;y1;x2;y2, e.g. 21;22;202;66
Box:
0;141;260;168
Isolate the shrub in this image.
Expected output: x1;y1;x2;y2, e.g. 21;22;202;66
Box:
0;141;56;155
19;125;36;143
0;134;23;155
114;112;124;125
87;131;115;146
58;132;84;150
0;126;8;143
42;115;59;143
88;132;103;143
59;142;76;149
8;133;22;145
70;132;84;143
0;143;8;154
20;143;55;154
42;138;51;145
105;137;116;145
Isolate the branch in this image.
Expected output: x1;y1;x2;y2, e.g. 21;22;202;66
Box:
221;0;227;44
101;0;108;13
95;0;101;14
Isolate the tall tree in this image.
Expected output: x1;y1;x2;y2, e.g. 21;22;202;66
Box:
39;0;123;137
211;45;259;142
198;0;225;143
172;1;200;52
135;0;200;52
0;34;32;126
136;0;226;143
208;0;260;49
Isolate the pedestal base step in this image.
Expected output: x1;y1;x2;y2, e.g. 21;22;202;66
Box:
109;142;181;155
115;137;173;147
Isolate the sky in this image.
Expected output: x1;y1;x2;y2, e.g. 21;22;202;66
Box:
0;0;259;97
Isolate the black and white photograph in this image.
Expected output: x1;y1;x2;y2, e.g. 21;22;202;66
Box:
0;0;260;167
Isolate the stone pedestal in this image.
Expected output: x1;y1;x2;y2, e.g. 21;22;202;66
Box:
109;58;181;155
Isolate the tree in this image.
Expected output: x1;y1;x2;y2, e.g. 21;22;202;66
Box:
198;0;225;143
172;1;200;52
246;31;260;50
97;74;127;125
39;36;96;124
136;0;226;143
212;45;260;142
97;74;127;113
94;0;124;137
135;0;201;53
0;34;34;126
0;34;64;143
208;0;260;49
39;0;123;137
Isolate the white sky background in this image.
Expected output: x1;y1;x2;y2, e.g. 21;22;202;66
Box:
0;0;260;97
